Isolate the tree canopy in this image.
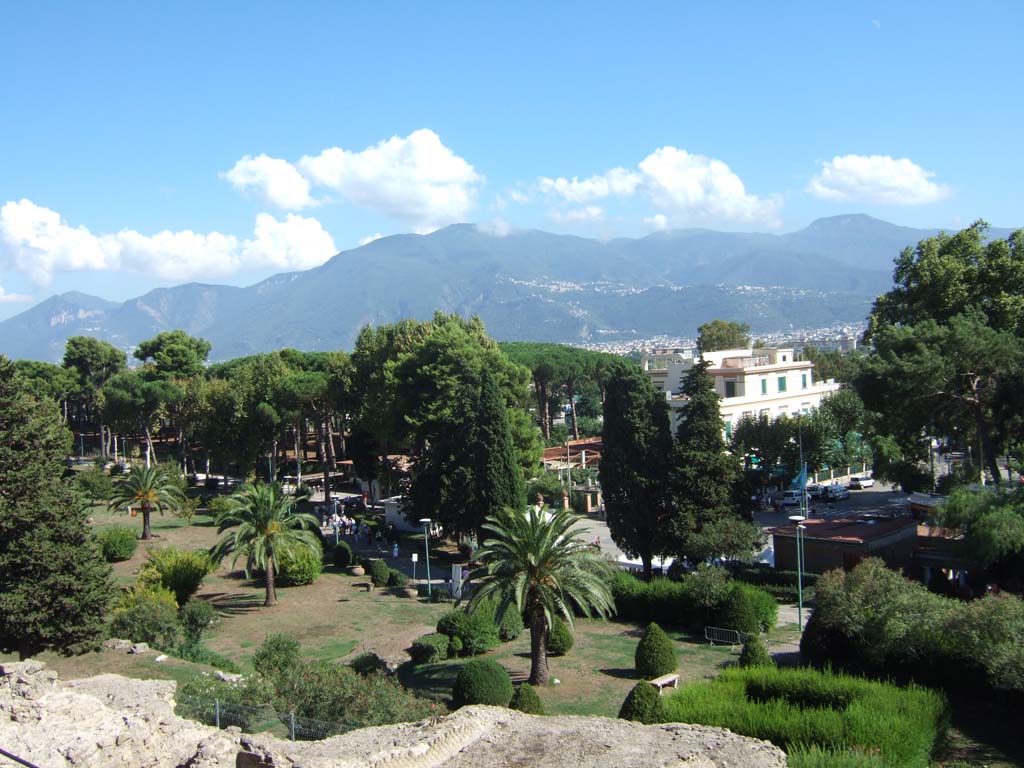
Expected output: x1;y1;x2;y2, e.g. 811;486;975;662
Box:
697;320;751;353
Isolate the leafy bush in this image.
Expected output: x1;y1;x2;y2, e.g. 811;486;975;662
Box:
155;461;188;496
634;622;677;678
368;558;391;587
714;582;776;634
110;582;180;650
509;683;544;714
97;525;138;562
660;666;949;768
429;586;452;603
387;568;409;588
680;564;733;625
349;652;388;676
447;635;463;658
409;633;450;664
277;546;323;587
76;467;114;501
253;633;302;679
739;634;774;668
179;598;216;642
451;659;513;708
437;605;500;656
144;547;213;605
546;616;573;656
498;603;524;642
176;674;276;730
726;562;818;602
207;495;234;518
333;540;353;568
178;640;241;673
618;681;665;724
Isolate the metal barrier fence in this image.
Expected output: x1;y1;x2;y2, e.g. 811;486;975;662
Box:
704;626;750;647
175;695;348;741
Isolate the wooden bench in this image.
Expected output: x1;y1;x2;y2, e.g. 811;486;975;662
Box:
648;673;680;694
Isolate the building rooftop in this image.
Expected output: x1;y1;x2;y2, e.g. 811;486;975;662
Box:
769;515;917;544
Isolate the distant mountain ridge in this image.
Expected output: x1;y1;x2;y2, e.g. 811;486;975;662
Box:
1;215;1016;363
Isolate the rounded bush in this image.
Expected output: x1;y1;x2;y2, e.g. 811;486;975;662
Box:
110;584;180;650
333;540;353;568
387;569;409;588
277;547;323;587
509;683;544;714
409;633;450;664
635;622;677;679
97;525;138;562
145;547;213;606
447;635;463;658
498;603;524;642
179;598;216;642
349;651;388;676
714;583;762;635
438;608;500;656
546;617;573;656
368;558;391;587
618;681;666;724
252;633;301;679
739;634;774;668
451;659;513;708
76;467;114;502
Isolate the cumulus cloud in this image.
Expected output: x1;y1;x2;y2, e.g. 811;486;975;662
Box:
0;199;337;285
224;130;482;233
807;154;950;205
222;154;315;210
644;213;670;231
358;232;384;246
0;285;32;303
550;206;605;224
539;148;779;227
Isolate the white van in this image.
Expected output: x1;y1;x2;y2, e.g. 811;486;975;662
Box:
781;490;808;507
849;473;875;489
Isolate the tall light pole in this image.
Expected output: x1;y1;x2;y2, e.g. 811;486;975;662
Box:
788;514;806;630
419;518;432;597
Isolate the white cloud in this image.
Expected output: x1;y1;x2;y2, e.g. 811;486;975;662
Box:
807;154;950;205
478;219;511;237
644;213;669;231
0;285;32;303
358;232;384;246
0;199;337;285
539;167;641;203
222;154;315;210
550;206;605;223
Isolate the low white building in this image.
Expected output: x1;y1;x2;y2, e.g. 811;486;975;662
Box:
642;347;842;438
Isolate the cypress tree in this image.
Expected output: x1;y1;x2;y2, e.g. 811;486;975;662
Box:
0;356;115;659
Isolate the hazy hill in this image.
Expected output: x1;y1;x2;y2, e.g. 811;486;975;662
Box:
1;214;1013;362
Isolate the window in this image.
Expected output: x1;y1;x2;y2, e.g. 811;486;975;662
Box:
725;421;733;439
782;354;787;362
760;378;767;395
801;373;808;389
725;380;737;398
777;376;787;393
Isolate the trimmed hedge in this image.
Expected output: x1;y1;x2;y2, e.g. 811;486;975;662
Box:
546;616;573;656
349;652;388;676
387;569;409;588
726;562;818;602
635;622;677;678
332;540;353;568
618;681;665;724
97;525;138;562
277;547;323;587
659;666;949;768
509;683;544;714
437;606;500;656
409;633;450;664
368;558;391;587
739;635;774;668
451;659;513;708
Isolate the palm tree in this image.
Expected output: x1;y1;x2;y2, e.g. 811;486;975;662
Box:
108;465;184;540
209;482;321;607
469;506;615;685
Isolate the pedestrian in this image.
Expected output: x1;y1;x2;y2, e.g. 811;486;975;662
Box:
392;541;399;558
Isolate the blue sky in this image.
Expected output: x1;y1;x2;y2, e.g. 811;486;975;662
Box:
1;1;1021;318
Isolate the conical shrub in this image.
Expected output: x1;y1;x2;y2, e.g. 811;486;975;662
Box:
739;634;774;668
634;622;677;679
509;682;544;714
618;681;665;724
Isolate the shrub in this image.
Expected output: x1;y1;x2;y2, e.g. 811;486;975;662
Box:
409;633;450;664
155;461;188;496
618;681;665;724
97;525;138;562
179;598;216;642
207;495;234;518
714;582;776;634
76;467;114;501
178;640;241;673
509;683;544;714
368;558;391;587
176;675;276;731
611;571;698;626
680;564;733;625
498;603;524;642
437;606;500;656
277;547;323;587
447;635;463;658
739;635;774;668
635;622;677;678
726;562;818;602
349;652;388;676
145;547;213;605
110;582;180;650
451;659;513;708
430;586;452;603
253;633;301;679
546;616;573;656
387;568;409;588
333;540;353;568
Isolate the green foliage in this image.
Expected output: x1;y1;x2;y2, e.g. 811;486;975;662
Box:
526;471;564;508
437;605;500;656
108;464;185;540
367;558;391;587
696;319;751;353
75;467;114;501
252;633;302;680
409;632;450;663
726;562;818;602
177;640;241;673
739;634;774;668
144;547;213;606
618;681;665;724
447;635;463;658
277;546;323;587
497;601;524;642
546;616;573;656
451;658;514;708
207;495;234;518
387;568;409;588
332;540;353;568
634;622;677;678
509;683;544;714
176;675;276;730
714;582;773;634
661;667;949;768
178;598;216;643
110;582;180;650
97;525;139;562
349;652;388;676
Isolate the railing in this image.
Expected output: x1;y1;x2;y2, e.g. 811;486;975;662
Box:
0;747;43;768
704;626;750;647
175;695;347;741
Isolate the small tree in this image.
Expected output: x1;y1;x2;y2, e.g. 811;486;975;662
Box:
739;634;774;668
635;622;677;679
108;465;184;540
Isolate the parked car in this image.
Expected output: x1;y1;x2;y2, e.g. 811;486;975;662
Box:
806;483;824;499
342;495;368;513
849;473;876;489
823;484;850;501
781;490;810;507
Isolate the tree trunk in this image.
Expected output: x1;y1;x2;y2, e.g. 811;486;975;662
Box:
974;407;1002;484
17;637;39;661
264;553;278;606
568;380;579;440
533;374;550;440
270;437;278;483
99;417;107;457
528;612;550;686
295;425;303;487
141;502;153;540
641;553;653;582
317;419;331;505
325;415;338;471
144;426;155;468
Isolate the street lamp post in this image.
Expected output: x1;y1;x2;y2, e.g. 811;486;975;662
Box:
419;518;432;597
788;514;806;630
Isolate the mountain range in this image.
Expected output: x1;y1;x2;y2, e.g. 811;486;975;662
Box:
1;214;1015;363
